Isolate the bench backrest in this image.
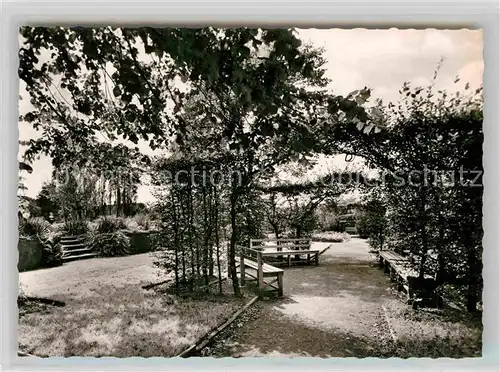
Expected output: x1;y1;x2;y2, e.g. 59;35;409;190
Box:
250;238;311;250
236;244;261;259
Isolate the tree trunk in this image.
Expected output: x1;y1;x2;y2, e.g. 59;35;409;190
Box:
172;194;180;292
116;185;121;217
466;245;480;312
188;185;195;292
274;226;280;240
214;187;223;295
418;188;428;279
202;184;209;287
229;189;242;297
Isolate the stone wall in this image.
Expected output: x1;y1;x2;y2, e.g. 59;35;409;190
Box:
18;237;43;272
123;230;161;255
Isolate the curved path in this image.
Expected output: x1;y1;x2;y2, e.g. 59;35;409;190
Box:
210;238;400;357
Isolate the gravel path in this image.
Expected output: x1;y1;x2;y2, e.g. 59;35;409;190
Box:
207;239;400;357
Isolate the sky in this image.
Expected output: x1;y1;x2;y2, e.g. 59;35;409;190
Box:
18;28;484;203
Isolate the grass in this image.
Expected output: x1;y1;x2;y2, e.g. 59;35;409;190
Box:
19;281;246;357
380;303;482;358
18;254;246;357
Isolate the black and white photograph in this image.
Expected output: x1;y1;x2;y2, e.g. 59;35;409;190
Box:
17;26;483;358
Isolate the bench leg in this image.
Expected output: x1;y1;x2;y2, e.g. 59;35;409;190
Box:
407;285;413;303
315;253;319;266
384;261;389;274
277;273;283;298
287;255;291;267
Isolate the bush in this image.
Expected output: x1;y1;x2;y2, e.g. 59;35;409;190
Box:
134;214;151;230
95;216;127;234
19;217;50;238
312;231;350;243
356;197;387;250
39;234;63;268
88;231;131;257
63;219;89;236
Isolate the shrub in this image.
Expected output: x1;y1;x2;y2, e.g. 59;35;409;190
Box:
134;214;151;230
95;216;127;234
39;234;63;268
63;219;88;236
19;217;50;238
312;231;350;243
88;231;130;257
356;197;387;250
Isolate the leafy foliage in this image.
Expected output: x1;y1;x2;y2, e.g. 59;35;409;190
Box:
19;217;50;238
39;234;63;268
346;77;483;312
89;231;131;257
133;214;151;230
32;181;59;221
94;216;127;233
63;219;89;236
356;194;388;249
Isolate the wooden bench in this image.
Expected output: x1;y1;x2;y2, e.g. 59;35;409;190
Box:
236;245;284;298
250;238;319;266
378;250;437;306
260;249;320;266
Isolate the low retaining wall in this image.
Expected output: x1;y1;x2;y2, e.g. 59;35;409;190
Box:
122;230;161;255
18;237;43;272
19;230;162;272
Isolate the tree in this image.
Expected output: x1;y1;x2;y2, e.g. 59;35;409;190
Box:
33;181;59;220
356;193;387;250
258;171;361;238
324;75;483;311
19;26;372;296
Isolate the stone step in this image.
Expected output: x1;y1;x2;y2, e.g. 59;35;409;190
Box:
63;247;93;257
61;242;87;250
61;237;86;243
61;235;87;242
62;252;97;262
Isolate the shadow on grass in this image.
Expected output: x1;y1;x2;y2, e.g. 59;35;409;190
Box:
18;280;247;357
18;296;65;318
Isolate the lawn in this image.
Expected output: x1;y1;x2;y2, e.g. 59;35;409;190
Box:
18;253;246;357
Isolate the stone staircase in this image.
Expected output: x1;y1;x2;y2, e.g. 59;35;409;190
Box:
61;235;97;263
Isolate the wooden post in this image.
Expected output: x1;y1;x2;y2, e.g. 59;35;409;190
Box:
277;272;283;297
257;251;264;296
240;250;245;287
407;284;413;303
287;254;291;267
315;252;319;266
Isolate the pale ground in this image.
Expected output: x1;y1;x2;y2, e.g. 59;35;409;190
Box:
19;253;162;300
18;253;244;357
210;239;482;358
19;240;482;358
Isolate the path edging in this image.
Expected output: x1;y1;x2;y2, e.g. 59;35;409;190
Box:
177;295;259;358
